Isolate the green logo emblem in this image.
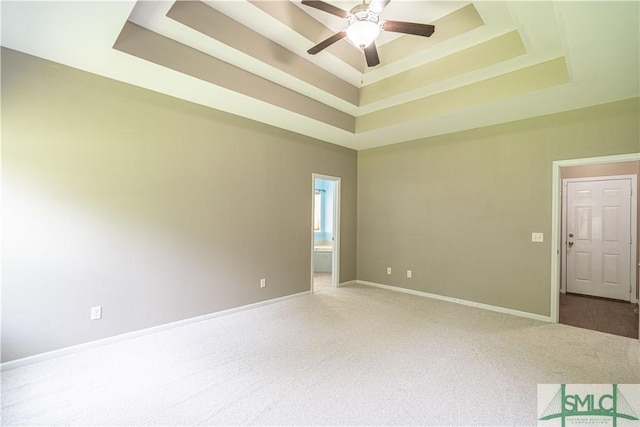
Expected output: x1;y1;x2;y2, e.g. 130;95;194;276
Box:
539;384;639;427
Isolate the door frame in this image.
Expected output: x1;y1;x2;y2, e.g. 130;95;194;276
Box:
551;153;640;325
560;175;637;301
311;173;341;292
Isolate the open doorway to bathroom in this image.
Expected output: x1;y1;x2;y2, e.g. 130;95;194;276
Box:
311;174;340;292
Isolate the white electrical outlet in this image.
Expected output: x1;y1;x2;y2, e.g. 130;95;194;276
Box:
386;267;392;275
260;278;266;288
531;232;544;243
90;306;102;320
407;270;412;278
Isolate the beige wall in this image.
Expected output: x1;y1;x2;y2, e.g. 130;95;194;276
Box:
1;49;357;362
561;161;640;299
357;98;640;316
2;46;639;363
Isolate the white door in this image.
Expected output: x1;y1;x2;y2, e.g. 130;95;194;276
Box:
566;178;632;301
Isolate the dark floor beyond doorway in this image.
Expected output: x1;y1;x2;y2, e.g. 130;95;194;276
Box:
559;292;639;339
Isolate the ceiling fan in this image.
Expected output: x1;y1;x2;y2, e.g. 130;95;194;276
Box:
301;0;435;67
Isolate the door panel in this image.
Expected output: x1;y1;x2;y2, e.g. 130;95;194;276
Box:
575;252;591;281
576;206;591;240
566;179;631;301
603;207;619;241
602;253;619;284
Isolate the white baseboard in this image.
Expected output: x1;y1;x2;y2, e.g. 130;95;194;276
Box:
357;280;552;323
2;281;553;370
337;280;358;288
1;290;311;371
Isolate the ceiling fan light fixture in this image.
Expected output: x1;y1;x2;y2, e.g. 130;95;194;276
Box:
302;0;435;67
346;19;380;49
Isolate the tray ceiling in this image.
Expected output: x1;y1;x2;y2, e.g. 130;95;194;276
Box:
1;1;638;150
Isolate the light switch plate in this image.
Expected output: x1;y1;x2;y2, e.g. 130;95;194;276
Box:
531;232;544;243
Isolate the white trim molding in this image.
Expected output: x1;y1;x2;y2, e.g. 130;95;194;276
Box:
338;280;358;288
357;280;552;322
1;290;311;371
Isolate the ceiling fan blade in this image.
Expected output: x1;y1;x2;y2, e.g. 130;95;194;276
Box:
307;31;347;54
301;0;348;18
383;20;435;37
368;0;391;14
364;42;380;67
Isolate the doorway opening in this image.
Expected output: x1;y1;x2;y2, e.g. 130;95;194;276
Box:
551;154;640;339
311;174;340;292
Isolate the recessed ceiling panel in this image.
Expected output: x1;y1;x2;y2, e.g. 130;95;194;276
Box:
2;0;636;149
167;0;359;106
361;30;526;106
356;56;570;132
113;21;355;132
375;3;485;69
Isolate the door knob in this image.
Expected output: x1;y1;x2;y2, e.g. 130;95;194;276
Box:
568;233;574;238
568;241;574;247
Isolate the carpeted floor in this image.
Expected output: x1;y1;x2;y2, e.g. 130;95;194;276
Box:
313;272;333;291
2;284;639;426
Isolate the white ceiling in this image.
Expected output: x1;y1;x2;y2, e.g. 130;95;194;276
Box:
1;1;638;150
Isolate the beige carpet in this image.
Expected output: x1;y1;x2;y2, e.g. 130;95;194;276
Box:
313;272;333;291
2;284;639;426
